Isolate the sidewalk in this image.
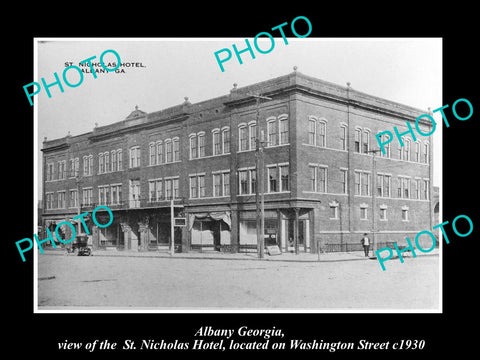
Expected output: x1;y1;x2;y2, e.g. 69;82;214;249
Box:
41;247;440;263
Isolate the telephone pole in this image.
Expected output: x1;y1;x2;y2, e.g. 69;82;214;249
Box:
248;92;272;259
366;148;381;256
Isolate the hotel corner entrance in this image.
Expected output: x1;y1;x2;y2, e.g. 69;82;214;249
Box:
280;209;311;253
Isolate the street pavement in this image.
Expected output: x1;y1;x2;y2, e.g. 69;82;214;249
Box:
37;247;440;310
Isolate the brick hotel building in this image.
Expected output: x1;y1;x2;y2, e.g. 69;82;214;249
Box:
41;70;434;254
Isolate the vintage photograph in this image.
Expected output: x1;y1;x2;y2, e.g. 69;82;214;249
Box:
35;38;442;312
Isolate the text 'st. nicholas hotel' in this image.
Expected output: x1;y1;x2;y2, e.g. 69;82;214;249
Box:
41;70;435;254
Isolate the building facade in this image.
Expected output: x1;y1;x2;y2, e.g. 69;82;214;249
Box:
41;70;435;254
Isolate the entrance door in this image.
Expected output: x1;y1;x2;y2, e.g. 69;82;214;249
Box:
284;218;310;252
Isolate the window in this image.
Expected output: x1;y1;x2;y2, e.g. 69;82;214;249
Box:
309;165;327;193
267;119;278;146
415;178;421;199
380;207;387;221
117;149;123;171
341;169;348;194
47;163;54;181
223;173;230;196
57;191;66;208
198;133;205;158
190;174;205;198
238;169;256;195
69;158;79;177
268;167;278;192
190;135;198;159
213;174;222;197
340;125;347;151
165;179;173;200
173;137;180;162
402;207;409;221
329;201;339;219
268;164;289;193
361;172;370;196
354;128;361;153
45;193;54;209
213;171;230;197
330;205;338;219
239;170;248;195
415;142;420;162
129;180;141;208
354;171;361;195
362;130;370;153
222;127;230;154
190;176;198;198
379;133;391;158
423;179;430;200
83;155;93;176
280;164;289;191
360;205;368;220
249;122;257;150
149;142;156;165
98;186;110;205
317;167;327;193
173;178;179;199
69;190;78;208
398;176;411;199
308;118;316;145
239;125;248;151
199;175;205;198
423;143;429;163
250;169;256;194
354;170;371;196
156;141;164;164
213;130;221;155
111;151;117;172
279;115;289;144
165;139;173;163
403;138;410;161
82;188;93;206
110;184;122;205
318;120;326;147
58;161;66;179
377;174;391;197
149;179;163;202
104;152;109;172
129;147;141;168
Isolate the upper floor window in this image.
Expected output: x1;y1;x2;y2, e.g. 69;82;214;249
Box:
69;158;79;178
129;146;141;168
307;116;327;147
189;174;206;198
340;124;347;151
173;137;180;162
189;132;205;159
222;127;230;154
238;124;249;151
354;170;371;196
266;114;289;147
83;155;93;176
267;163;289;193
355;128;370;154
57;160;66;180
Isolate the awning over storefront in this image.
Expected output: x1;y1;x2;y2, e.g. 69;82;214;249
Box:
187;211;231;231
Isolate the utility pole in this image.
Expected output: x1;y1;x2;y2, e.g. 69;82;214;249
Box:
366;149;381;256
248;92;272;259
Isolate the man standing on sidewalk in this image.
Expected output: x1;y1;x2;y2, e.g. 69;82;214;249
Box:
361;233;370;257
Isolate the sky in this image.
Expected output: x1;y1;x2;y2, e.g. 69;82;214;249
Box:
35;38;442;197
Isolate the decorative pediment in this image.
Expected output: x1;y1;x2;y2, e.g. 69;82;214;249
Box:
125;105;147;119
